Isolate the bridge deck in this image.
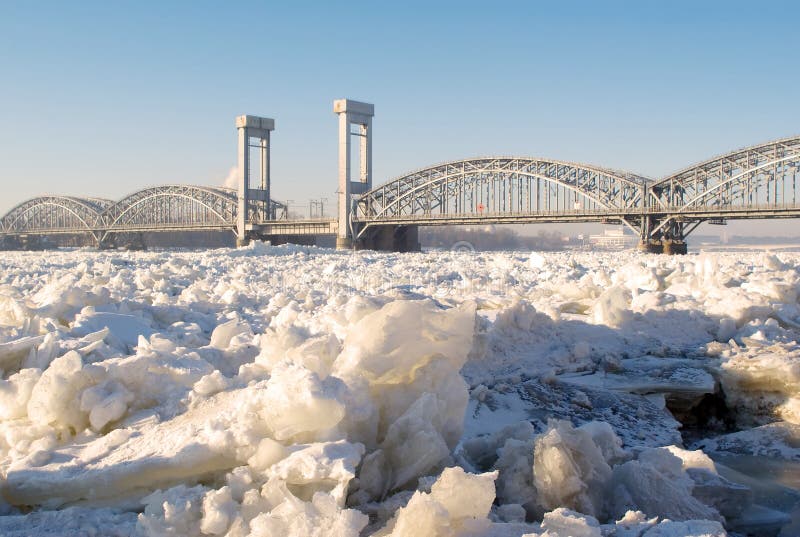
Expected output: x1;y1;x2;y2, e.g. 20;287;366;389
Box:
247;219;338;236
0;219;338;237
353;203;800;227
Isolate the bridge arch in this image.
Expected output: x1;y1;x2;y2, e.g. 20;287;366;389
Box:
99;185;239;238
650;136;800;211
0;196;111;237
355;157;649;228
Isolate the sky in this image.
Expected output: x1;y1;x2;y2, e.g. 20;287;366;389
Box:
1;0;799;236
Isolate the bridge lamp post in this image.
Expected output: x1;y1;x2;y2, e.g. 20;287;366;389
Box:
309;198;327;218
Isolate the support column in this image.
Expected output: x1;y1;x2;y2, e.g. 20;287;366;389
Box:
261;133;271;217
333;99;374;249
637;215;663;253
235;115;275;246
637;216;688;255
357;225;421;252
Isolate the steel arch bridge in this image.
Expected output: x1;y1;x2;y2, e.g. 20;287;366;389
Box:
1;135;799;252
350;135;800;252
353;157;650;227
0;196;113;243
0;185;289;248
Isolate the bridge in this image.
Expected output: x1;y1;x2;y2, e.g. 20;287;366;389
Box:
0;186;324;249
1;99;799;254
351;134;800;253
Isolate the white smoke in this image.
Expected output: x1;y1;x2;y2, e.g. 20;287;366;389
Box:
222;166;239;189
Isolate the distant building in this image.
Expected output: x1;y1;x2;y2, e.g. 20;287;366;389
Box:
587;227;637;250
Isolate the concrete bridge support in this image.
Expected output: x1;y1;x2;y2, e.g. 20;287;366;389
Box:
334;99;374;249
0;235;31;250
637;215;688;255
356;225;420;252
98;233;116;250
637;240;663;254
637;240;688;254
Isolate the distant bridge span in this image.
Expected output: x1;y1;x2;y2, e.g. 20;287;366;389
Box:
0;186;298;248
349;135;800;252
353;157;648;226
1;99;798;253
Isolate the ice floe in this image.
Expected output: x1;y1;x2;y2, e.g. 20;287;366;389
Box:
0;247;797;535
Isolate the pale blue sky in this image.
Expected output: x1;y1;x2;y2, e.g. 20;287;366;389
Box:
1;1;798;235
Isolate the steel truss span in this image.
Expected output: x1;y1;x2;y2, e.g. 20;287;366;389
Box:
0;196;113;238
638;136;800;244
651;136;800;209
354;137;800;241
0;186;288;245
100;186;239;236
354;158;649;232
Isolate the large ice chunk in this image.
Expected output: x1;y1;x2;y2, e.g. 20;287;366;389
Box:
259;362;347;442
334;300;476;497
0;335;45;372
267;440;364;505
0;368;41;420
376;467;497;537
72;310;155;351
5;389;244;506
26;351;90;433
245;480;368;537
539;507;601;537
533;420;614;518
591;286;631;327
608;447;722;522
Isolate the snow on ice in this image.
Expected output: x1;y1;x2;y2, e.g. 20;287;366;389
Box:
0;246;797;535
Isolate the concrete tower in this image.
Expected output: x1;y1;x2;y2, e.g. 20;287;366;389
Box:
236;115;274;246
333;99;374;249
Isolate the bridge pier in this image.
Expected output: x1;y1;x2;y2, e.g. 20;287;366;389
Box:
98;235;116;250
355;225;420;252
255;234;319;247
662;239;687;255
121;232;147;251
637;238;688;255
637;215;689;255
637;240;663;254
1;235;26;250
100;233;147;251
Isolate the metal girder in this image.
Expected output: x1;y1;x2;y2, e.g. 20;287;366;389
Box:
248;219;338;236
354;158;650;227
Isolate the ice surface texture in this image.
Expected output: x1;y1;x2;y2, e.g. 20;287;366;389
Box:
0;247;797;535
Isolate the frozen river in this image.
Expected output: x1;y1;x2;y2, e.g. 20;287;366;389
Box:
0;245;797;536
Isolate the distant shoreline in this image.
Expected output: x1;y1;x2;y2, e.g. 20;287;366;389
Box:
696;243;800;252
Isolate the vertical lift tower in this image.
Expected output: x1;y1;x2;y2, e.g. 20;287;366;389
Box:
334;99;373;249
236;115;274;246
334;98;418;251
